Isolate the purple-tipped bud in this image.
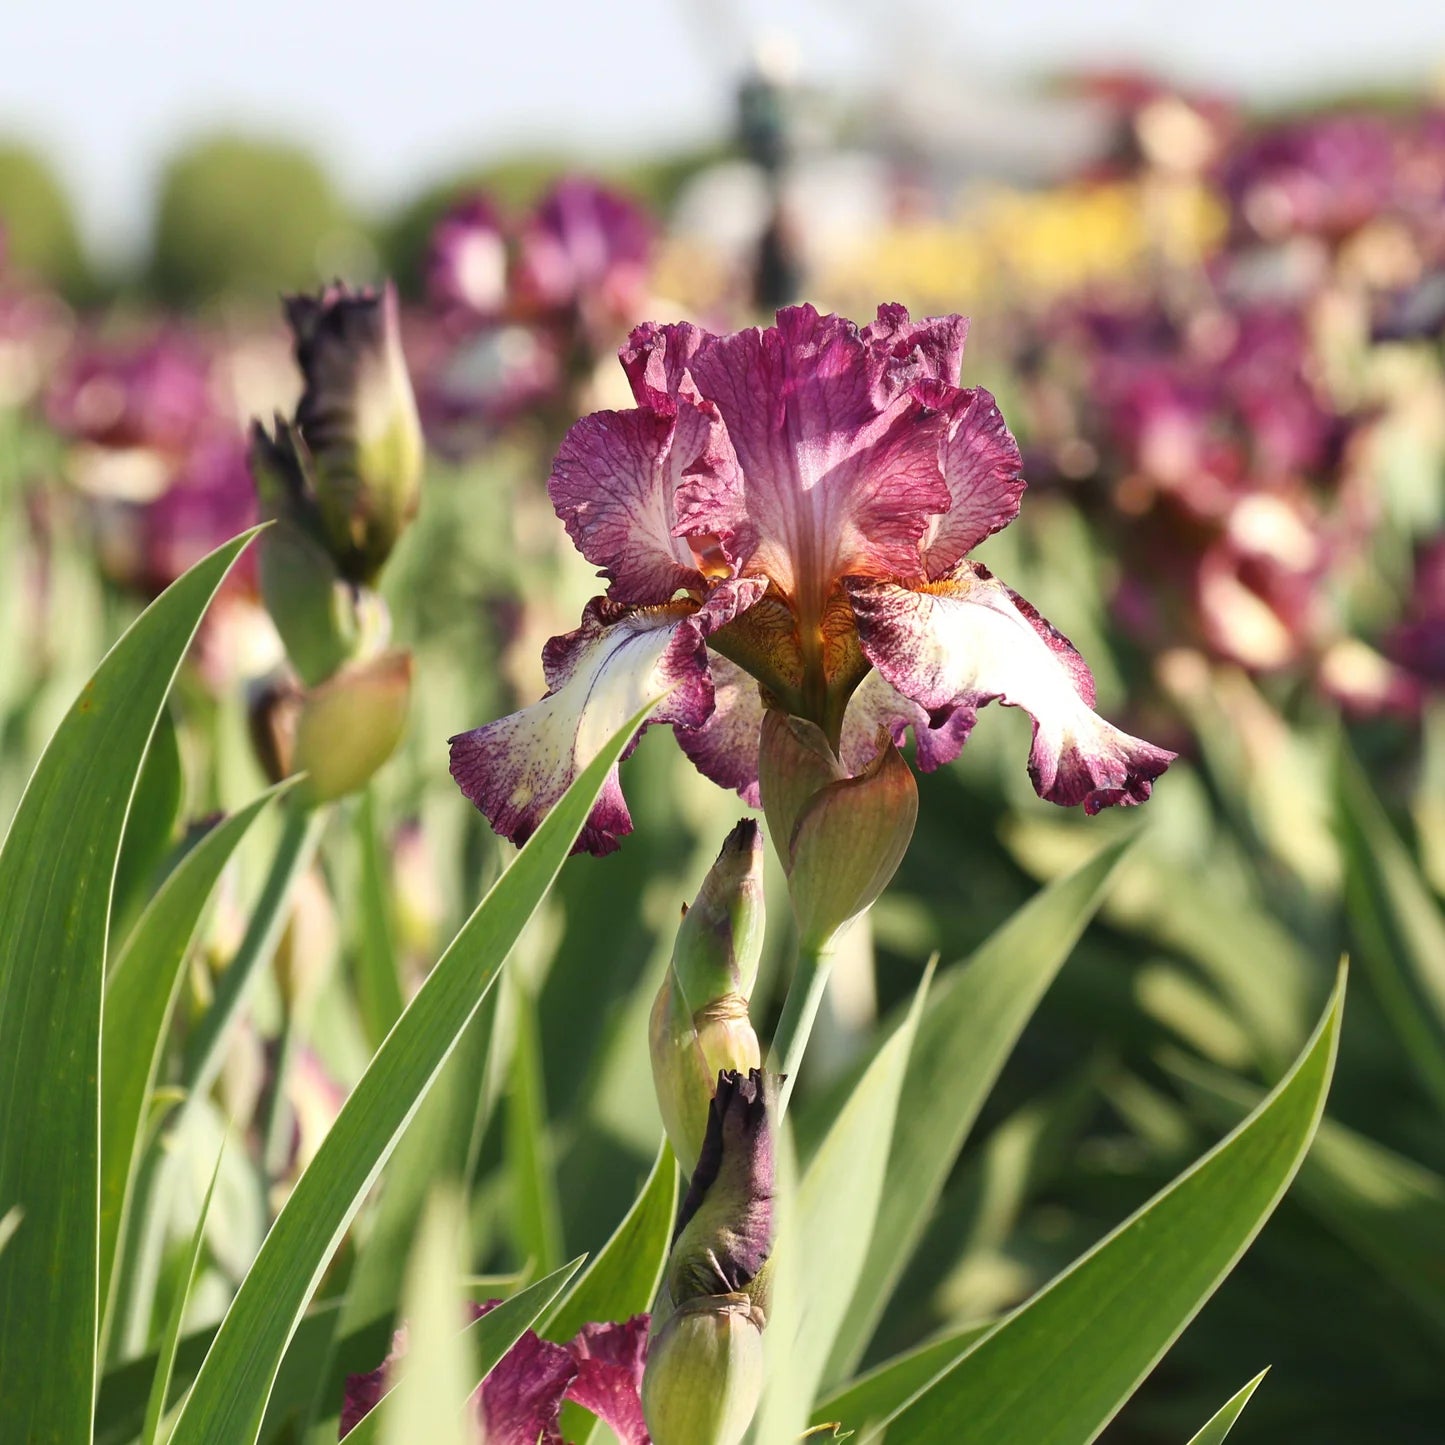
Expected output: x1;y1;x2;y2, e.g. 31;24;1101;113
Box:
650;823;766;1173
284;281;423;584
759;710;918;949
666;1068;776;1314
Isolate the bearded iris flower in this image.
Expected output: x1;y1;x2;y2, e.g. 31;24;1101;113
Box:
450;303;1175;854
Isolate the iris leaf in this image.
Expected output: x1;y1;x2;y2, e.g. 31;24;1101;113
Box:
0;530;255;1444
874;969;1344;1444
165;695;666;1445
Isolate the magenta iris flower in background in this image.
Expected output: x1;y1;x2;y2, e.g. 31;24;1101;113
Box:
450;303;1175;854
340;1308;649;1444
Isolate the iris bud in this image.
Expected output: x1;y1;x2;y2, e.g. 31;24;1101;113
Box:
284;281;423;585
649;823;765;1173
291;650;413;804
666;1068;776;1315
759;710;918;949
641;1295;765;1445
249;420;391;686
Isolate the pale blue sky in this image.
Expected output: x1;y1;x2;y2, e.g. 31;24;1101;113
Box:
5;0;1443;260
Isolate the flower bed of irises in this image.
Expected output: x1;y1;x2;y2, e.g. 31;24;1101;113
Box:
1;86;1443;1445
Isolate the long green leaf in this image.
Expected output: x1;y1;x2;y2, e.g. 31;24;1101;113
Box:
761;966;932;1436
826;838;1130;1381
542;1135;676;1341
1185;1370;1268;1445
100;781;293;1342
354;787;406;1050
0;530;255;1444
505;979;564;1278
1337;746;1445;1112
874;969;1345;1445
811;1321;994;1436
167;696;664;1445
1169;1054;1445;1340
142;1145;225;1445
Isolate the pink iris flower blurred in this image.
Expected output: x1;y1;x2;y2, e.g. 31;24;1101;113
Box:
451;303;1174;855
340;1308;648;1444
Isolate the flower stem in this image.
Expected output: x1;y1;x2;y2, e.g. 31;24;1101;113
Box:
768;937;835;1115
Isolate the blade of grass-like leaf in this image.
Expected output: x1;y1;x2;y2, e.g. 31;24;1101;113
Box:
825;838;1131;1383
1184;1369;1269;1445
1168;1054;1445;1341
0;530;255;1444
811;1321;994;1437
300;997;502;1441
0;1206;20;1257
874;969;1345;1445
340;1256;585;1444
100;781;295;1349
95;1301;399;1445
181;801;329;1107
505;979;564;1278
166;696;665;1445
354;787;406;1050
379;1190;472;1445
142;1145;225;1445
112;706;183;937
1337;745;1445;1113
763;965;933;1432
541;1136;676;1342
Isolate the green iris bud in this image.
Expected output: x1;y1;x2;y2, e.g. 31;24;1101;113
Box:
285;281;423;586
641;1294;765;1445
250;420;392;687
291;650;413;804
649;822;765;1174
758;710;918;950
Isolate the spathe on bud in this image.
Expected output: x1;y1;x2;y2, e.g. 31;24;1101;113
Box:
284;281;423;585
759;710;918;950
291;650;413;805
650;823;765;1173
641;1294;764;1445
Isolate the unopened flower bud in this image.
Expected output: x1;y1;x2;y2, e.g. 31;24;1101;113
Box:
650;823;766;1172
641;1294;765;1445
291;650;413;804
667;1068;775;1314
250;420;392;686
284;281;423;585
759;710;918;950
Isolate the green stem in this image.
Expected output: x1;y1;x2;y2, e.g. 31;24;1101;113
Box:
181;802;326;1103
768;937;835;1115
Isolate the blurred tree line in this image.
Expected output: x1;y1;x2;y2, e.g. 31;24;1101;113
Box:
0;130;729;311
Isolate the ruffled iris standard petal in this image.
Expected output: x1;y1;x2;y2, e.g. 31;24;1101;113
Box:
548;405;706;604
916;381;1027;576
847;563;1176;812
449;581;763;855
687;304;951;605
862;303;971;393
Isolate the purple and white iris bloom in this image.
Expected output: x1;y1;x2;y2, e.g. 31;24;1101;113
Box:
450;304;1175;855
